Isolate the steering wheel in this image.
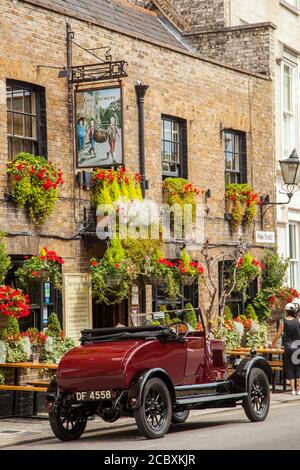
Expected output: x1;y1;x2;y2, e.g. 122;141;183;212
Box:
168;321;189;337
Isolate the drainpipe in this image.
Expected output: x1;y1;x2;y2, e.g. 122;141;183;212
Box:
135;83;149;197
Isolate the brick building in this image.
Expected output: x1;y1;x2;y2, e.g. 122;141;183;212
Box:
0;0;275;336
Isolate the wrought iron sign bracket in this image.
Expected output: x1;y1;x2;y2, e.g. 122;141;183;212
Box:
65;24;128;84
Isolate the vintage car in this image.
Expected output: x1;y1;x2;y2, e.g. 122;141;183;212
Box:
46;320;272;441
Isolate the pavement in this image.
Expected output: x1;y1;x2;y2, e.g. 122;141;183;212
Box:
0;391;299;449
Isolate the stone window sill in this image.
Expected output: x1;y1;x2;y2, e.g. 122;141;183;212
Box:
280;1;300;15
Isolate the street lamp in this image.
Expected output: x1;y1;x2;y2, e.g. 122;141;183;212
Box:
260;148;300;229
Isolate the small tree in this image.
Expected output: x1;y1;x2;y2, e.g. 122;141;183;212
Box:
46;313;62;338
0;233;11;284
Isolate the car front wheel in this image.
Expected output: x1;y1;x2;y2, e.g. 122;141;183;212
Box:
134;377;172;439
243;368;270;422
49;402;87;441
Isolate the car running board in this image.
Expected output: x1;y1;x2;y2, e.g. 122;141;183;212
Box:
176;392;248;405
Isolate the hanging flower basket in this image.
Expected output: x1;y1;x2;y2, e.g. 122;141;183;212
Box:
15;247;64;290
105;275;122;288
180;274;195;286
148;275;165;286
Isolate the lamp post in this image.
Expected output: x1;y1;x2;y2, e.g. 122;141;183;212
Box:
260;148;300;229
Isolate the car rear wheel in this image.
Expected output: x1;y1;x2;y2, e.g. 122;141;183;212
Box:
243;368;270;422
172;409;190;424
49;402;87;441
134;378;172;439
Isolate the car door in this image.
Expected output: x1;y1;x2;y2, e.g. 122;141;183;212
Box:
183;332;206;384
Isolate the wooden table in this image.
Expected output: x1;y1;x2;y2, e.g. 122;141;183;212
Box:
0;362;58;416
226;347;285;393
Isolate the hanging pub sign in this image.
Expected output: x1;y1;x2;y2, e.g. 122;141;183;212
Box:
76;86;123;168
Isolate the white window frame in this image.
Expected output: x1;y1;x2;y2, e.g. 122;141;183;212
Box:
281;56;298;160
284;0;298;8
288;222;299;289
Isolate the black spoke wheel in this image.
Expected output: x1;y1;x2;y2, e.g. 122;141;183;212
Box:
172;409;190;424
134;378;172;439
49;401;87;441
243;368;270;422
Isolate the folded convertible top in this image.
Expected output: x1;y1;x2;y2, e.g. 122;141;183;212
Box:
80;326;172;344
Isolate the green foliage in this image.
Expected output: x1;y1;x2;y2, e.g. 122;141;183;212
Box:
5;340;27;362
253;288;274;322
46;313;62;338
0;368;5;385
162;178;202;222
7;153;63;225
214;318;241;349
261;248;289;289
224;305;233;321
243;304;258;321
235;253;262;292
225;183;259;231
43;336;75;364
245;323;268;348
0;233;11;284
0;315;20;341
183;303;197;329
90;239;137;305
91;167;142;208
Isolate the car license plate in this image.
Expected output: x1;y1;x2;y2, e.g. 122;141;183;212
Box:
75;390;112;401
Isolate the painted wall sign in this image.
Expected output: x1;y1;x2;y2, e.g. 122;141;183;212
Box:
255;231;275;244
63;273;92;344
76;86;123;168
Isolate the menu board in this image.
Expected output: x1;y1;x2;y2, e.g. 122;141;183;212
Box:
63;273;92;343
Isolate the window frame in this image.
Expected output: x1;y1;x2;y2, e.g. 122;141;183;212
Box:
281;57;298;159
161;115;187;178
224;129;247;185
6;79;47;160
288;222;299;289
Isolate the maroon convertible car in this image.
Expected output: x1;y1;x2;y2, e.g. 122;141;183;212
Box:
46;319;272;441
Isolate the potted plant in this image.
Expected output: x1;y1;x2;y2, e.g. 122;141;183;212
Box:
7;153;64;225
15;247;64;290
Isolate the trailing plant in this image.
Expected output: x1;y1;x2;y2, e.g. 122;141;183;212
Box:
7;153;64;224
234;253;264;293
91;167;142;208
224;305;233;321
225;183;261;231
0;285;30;320
90;238;137;305
261;248;289;289
15;247;64;290
0;233;11;284
162;178;203;224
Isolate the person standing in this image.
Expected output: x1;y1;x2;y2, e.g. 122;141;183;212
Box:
88;118;96;158
77;118;85;151
272;303;300;396
106;116;119;163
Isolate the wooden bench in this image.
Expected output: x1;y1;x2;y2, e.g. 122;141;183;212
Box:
0;362;57;417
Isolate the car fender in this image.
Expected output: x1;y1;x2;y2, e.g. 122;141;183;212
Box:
229;356;272;393
127;368;176;409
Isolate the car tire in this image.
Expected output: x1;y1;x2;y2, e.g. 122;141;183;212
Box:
243;368;270;422
171;409;190;424
134;377;172;439
49;403;87;441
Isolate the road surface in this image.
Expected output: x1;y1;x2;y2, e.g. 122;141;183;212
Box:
4;400;300;450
